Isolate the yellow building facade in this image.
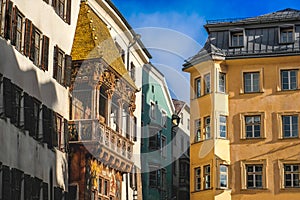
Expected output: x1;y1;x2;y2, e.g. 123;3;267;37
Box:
184;8;300;200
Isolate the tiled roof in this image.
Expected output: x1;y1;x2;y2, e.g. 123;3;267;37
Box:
71;3;136;89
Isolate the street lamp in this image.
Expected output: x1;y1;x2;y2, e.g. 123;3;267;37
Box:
127;34;141;71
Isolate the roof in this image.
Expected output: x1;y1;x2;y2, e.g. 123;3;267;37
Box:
205;8;300;30
71;2;136;89
172;99;190;114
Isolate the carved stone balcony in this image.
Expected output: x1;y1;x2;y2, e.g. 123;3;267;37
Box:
69;119;134;173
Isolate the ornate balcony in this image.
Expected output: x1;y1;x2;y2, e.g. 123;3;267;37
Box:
69;119;134;173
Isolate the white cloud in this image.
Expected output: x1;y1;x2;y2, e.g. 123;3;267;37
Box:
129;12;206;103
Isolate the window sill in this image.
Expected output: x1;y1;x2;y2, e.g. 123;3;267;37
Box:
192;138;213;144
279;136;299;140
280;187;300;193
277;88;300;92
229;45;244;49
240;188;270;193
239;91;264;95
191;188;213;193
240;137;266;140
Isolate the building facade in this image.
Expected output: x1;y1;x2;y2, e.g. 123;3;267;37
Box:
184;8;300;200
171;99;190;200
0;0;80;199
141;63;175;200
68;1;150;200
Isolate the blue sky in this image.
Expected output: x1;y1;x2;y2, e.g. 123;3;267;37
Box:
111;0;300;103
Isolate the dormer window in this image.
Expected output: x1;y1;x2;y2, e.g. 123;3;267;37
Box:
279;25;294;44
230;29;244;47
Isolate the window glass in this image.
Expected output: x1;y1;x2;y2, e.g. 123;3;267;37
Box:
282;115;298;138
281;70;297;90
244;72;260;93
245;116;261;138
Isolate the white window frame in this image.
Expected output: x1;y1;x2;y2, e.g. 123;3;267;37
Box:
150;101;156;120
244;72;260;93
281;69;298;91
204;165;211;189
195;77;201;98
204;73;211;94
245;115;261;138
194;119;201;142
279;25;295;44
219;115;227;138
283;164;300;188
161;109;167;127
219;72;226;93
229;29;245;47
204;116;211;140
246;164;263;189
282;115;298;138
194;167;201;191
220;165;228;189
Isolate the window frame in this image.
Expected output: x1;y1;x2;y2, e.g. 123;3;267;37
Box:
229;29;245;47
150;101;156;120
204;116;211;140
161;109;167;128
15;11;24;52
161;135;166;158
280;69;298;91
219;115;227;139
240;112;265;139
279;25;295;44
245;115;261;139
218;72;226;93
0;0;6;36
33;28;42;66
241;160;266;190
246;164;263;189
194;167;201;191
204;165;211;189
194;119;201;142
283;164;300;188
195;77;201;98
243;72;260;93
204;73;211;95
281;115;298;138
219;165;228;189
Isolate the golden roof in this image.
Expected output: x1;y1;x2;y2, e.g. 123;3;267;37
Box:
71;2;137;89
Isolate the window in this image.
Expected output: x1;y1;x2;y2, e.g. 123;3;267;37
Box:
161;169;166;190
204;117;210;139
282;115;298;138
219;72;226;93
230;30;244;47
52;0;71;24
32;99;41;140
130;62;135;82
142;94;145;113
11;85;23;127
98;177;103;194
284;164;300;188
56;114;63;149
220;165;228;188
161;110;167;127
103;180;109;196
161;136;166;158
0;0;5;36
245;116;261;138
194;119;201;142
53;46;72;87
15;12;24;52
149;168;159;187
194;167;201;191
150;101;155;119
33;30;41;66
219;115;227;138
280;27;294;44
246;165;263;189
281;70;297;90
204;74;211;94
149;131;160;150
195;77;201;98
244;72;260;93
187;118;190;130
204;165;211;189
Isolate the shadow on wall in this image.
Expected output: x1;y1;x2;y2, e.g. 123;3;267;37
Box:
0;38;58;108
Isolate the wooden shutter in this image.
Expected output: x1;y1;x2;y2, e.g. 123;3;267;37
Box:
41;35;50;71
64;54;72;87
24;93;35;137
10;84;16;124
29;24;36;61
52;0;56;8
63;118;69;152
66;0;71;25
10;6;17;45
43;182;49;200
53;45;58;79
11;168;22;200
32;178;42;200
2;165;11;200
42;105;52;148
3;77;12;118
24;174;32;200
4;0;12;40
24;18;32;57
52;112;58;147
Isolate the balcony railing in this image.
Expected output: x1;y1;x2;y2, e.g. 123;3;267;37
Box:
69;119;133;161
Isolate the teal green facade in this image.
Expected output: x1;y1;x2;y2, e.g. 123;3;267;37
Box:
141;64;174;200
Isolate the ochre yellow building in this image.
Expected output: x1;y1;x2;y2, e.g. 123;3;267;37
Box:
184;8;300;200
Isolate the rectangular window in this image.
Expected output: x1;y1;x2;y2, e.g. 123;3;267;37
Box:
204;165;211;189
180;113;183;125
219;72;226;93
194;167;201;191
195;77;201;98
187;118;190;130
284;164;300;188
246;165;263;189
33;99;41;140
280;27;294;44
282;115;298;138
220;165;228;188
204;116;210;139
103;180;109;196
56;114;63;150
15;12;24;52
57;50;64;84
58;0;65;19
33;30;41;66
161;135;166;158
149;169;158;187
98;177;103;194
12;85;23;128
231;31;244;47
281;70;297;90
204;74;211;94
244;72;260;93
150;101;155;119
0;0;5;36
245;116;261;138
130;62;135;82
161;110;167;127
149;131;160;150
219;115;227;138
194;119;201;142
